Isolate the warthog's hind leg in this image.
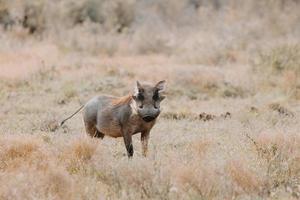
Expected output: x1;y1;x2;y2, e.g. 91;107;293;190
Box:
85;122;105;139
94;130;105;139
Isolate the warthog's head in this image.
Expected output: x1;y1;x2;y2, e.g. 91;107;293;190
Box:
132;80;166;122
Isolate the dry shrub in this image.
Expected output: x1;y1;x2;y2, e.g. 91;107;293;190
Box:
0;168;75;200
247;131;300;195
67;0;135;32
43;168;74;199
143;0;190;25
61;137;98;174
254;44;300;98
91;158;172;199
171;138;218;199
0;0;48;34
71;138;97;161
101;0;136;33
22;0;46;34
0;135;103;200
256;44;300;75
173;163;219;199
0;135;48;171
256;131;297;160
1;0;137;35
0;1;14;30
227;160;265;195
119;162;152;186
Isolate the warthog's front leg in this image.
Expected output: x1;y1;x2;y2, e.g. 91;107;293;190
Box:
141;131;150;157
122;129;133;157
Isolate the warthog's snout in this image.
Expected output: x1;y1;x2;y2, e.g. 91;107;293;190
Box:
139;107;160;122
142;116;156;122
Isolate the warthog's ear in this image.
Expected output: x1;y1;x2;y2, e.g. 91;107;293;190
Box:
159;95;166;101
155;80;166;91
136;81;142;89
135;81;144;92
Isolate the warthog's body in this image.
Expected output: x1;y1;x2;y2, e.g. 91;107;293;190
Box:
83;95;156;138
61;81;166;157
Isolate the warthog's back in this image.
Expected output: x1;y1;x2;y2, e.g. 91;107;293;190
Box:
83;95;113;122
83;95;131;137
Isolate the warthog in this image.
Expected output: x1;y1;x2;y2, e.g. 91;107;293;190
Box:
60;80;166;157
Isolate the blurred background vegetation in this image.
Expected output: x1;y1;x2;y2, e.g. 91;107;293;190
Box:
0;0;299;56
1;0;300;99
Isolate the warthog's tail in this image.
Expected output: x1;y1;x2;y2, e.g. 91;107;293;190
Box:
60;105;84;126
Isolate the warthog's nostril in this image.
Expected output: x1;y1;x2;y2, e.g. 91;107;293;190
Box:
142;116;155;122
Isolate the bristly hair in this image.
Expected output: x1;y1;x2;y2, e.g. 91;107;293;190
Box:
111;95;133;106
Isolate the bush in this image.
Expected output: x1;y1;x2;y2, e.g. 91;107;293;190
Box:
0;1;14;29
253;44;300;98
255;44;300;75
67;0;136;33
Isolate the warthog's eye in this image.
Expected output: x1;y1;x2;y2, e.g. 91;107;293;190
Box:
137;93;144;101
153;90;159;101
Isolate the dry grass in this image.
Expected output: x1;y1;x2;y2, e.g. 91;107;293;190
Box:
227;160;266;195
0;0;300;199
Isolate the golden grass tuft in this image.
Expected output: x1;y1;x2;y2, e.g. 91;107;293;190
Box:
247;131;300;196
227;160;265;195
60;137;98;174
70;138;98;161
43;168;74;199
0;168;75;200
0;135;48;172
173;163;219;199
